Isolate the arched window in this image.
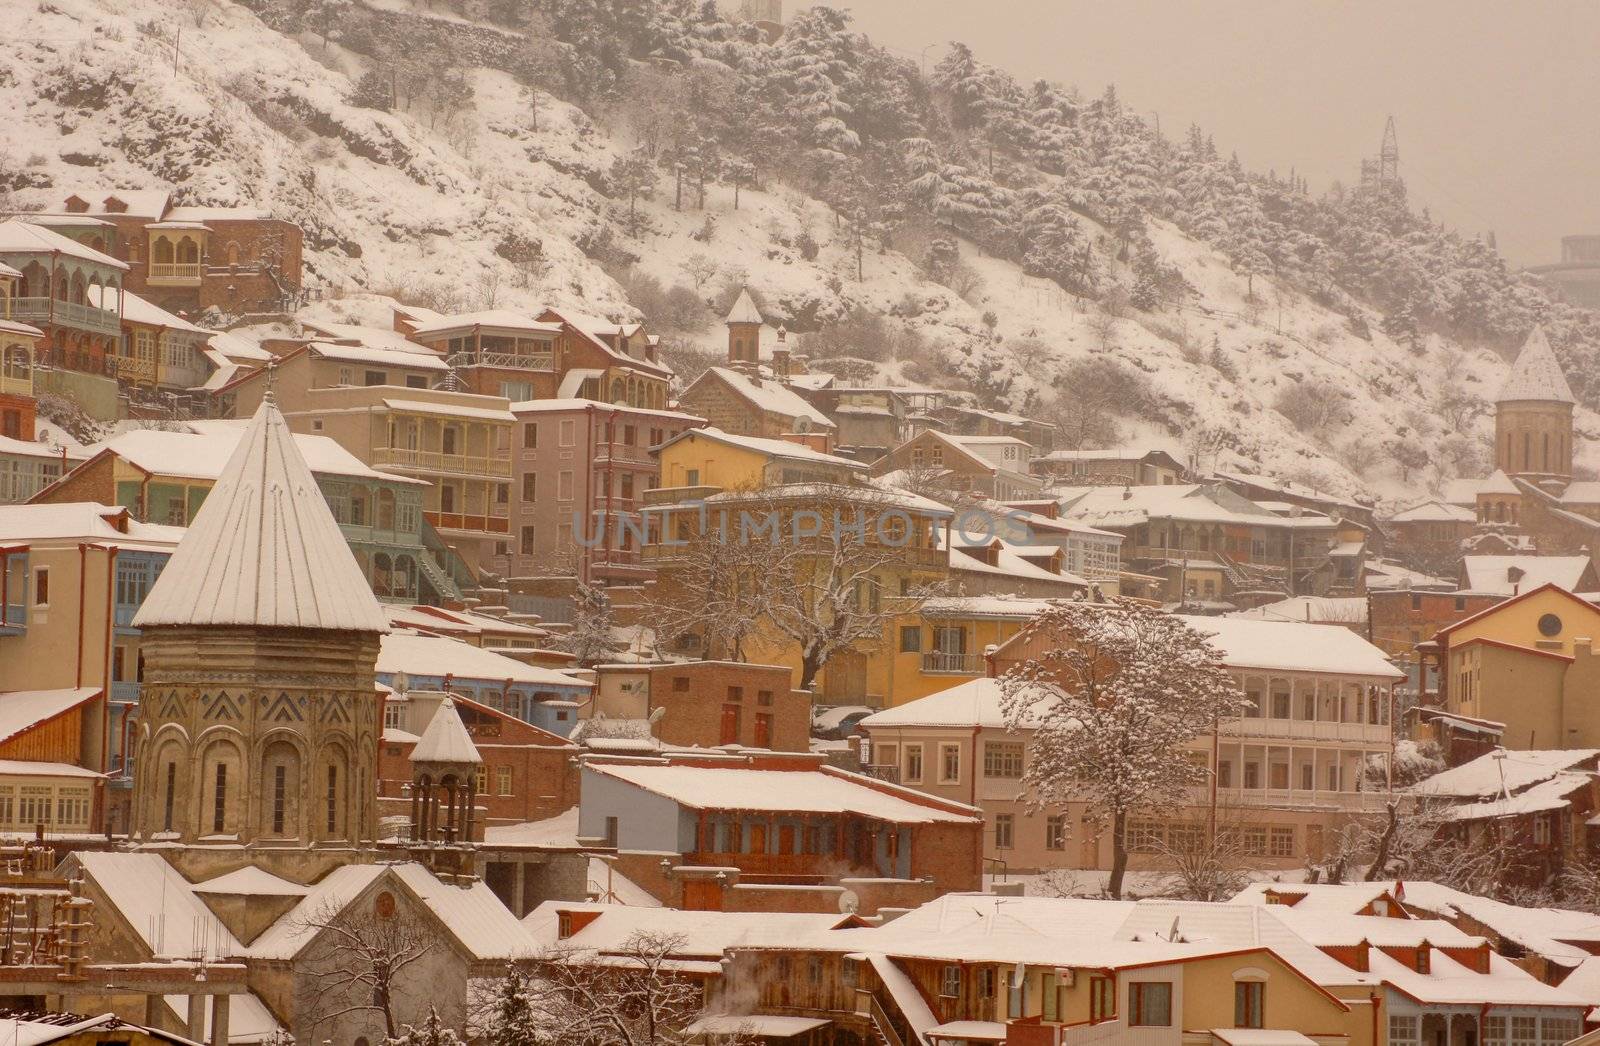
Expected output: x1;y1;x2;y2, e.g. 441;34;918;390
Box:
260;738;302;839
1544;433;1550;471
70;270;86;305
127;239;140;263
226;241;241;266
377;488;396;530
154;237;174;264
177;237;200;264
1524;431;1531;471
326;763;339;836
610;378;625;403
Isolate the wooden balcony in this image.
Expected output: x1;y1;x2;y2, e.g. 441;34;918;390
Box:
425;510;510;536
445;351;553;371
10;297;121;337
147;262;203;285
372;446;512;479
922;651;984;674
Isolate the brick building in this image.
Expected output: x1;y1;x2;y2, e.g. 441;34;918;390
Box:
32;191;303;316
590;661;811;750
509;398;702;585
575;750;983;913
378;690;579;829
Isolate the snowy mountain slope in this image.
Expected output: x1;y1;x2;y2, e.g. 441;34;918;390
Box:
3;0;1582;506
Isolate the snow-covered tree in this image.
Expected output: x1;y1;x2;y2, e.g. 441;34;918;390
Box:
999;599;1241;899
387;1007;465;1046
529;932;713;1046
562;582;614;666
609;148;658;235
483;962;549;1046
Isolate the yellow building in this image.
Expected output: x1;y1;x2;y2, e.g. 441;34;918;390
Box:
1432;582;1600;750
649;426;865;493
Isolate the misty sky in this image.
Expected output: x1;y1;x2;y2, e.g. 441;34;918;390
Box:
820;0;1600;266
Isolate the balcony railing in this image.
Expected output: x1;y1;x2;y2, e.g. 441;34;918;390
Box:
114;356;157;385
147;263;203;282
1216;788;1391;812
9;297;122;337
445;351;554;371
1227;718;1390;744
0;372;31;397
110;681;140;705
371;446;512;478
922;651;984;674
425;510;511;535
0;601;24;635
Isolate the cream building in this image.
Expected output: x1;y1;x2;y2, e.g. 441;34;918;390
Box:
861;615;1403;871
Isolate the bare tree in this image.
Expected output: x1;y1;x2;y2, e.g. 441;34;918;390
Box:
1000;599;1242;899
523;932;721;1046
1149;808;1253;902
294;898;435;1041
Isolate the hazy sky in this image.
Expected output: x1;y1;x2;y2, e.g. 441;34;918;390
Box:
820;0;1600;266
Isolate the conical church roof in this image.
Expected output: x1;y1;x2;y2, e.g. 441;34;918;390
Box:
1496;327;1575;405
725;287;763;326
133;396;390;633
412;699;481;765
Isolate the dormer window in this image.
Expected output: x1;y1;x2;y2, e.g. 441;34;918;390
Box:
104;196;127;213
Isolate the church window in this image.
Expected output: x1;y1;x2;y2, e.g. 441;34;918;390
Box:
272;764;287;834
326;765;339;835
163;762;176;832
213;763;227;833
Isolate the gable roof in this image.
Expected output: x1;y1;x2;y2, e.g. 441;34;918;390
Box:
1388;500;1477;524
1460;558;1594;597
0;218;129;270
1409;748;1600;800
657;426;863;469
1497;327;1576;404
690;367;835;430
132;398;390;633
86;424;422;486
1434;581;1594;639
0;688;100;746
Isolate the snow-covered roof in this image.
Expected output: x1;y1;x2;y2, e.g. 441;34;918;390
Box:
383;603;547;639
0;317;44;339
484;805;581;849
524;901;844;954
1436;771;1593;822
163;204;268;222
585;760;981;823
0;759;103;779
408;310;564;339
1561;482;1600;506
1229;881;1400;914
939;531;1089;588
1038;444;1177;463
88;425;422;485
86;286;211;334
378;632;591;688
1057;484;1335;531
695;367;836;430
659;426;864;469
132;399;391;633
73;852;244;960
724;288;763;325
382;397;515;422
46;189;172;218
859;677;1027;730
192;866;310;897
1176;615;1405;680
1496;327;1575;404
411;698;482;765
1226;596;1367;625
0;218;129;270
1478;469;1520;496
0;688;99;746
1400;881;1600;967
1363;559;1456;592
921;595;1058;620
0;434;81;461
0;502;182;550
1388;500;1477;524
310;341;449;371
509;397;704;423
207;330;273;363
1409;749;1598;800
1461;556;1591;595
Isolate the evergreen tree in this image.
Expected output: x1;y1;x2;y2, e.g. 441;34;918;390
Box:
387;1007;465;1046
485;963;547;1046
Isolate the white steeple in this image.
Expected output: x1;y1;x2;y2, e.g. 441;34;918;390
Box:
725;287;763;326
411;698;482;765
133;397;390;633
1496;326;1576;405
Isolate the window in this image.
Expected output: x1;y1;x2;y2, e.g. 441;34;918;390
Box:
757;690;773;707
558;471;574;500
363;370;386;386
874;743;897;769
1389;1015;1419;1046
899;626;922;653
1269;826;1295;857
1244;762;1260;789
1540;1018;1579;1044
994;814;1014;850
326;765;339;834
983;742;1024;779
163;762;177;832
33;567;48;607
523;423;538;449
1129;982;1171;1027
272;764;286;834
405;374;428;389
939;965;961;997
522;474;537;501
559;419;575;446
1089;977;1114;1022
475;766;488;794
212;763;227;833
1535;815;1552;845
1045;815;1066;851
904;744;924;782
1233;982;1263;1028
520;526;537;556
938;744;961;784
603;816;618;847
496;766;513;795
1511;1016;1537;1046
672;676;690;692
727;686;743;702
1218;760;1233;787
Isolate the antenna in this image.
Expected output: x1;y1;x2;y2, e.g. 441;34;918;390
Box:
1379;116;1399;186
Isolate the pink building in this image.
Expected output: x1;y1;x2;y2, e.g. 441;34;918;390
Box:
510;399;702;585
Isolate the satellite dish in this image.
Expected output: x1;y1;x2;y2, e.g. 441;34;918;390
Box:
838;889;860;915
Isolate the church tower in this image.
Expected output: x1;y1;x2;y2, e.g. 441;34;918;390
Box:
129;394;390;883
725;287;763;370
1494;326;1576;487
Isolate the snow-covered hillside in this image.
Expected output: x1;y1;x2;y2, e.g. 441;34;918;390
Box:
4;0;1584;505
